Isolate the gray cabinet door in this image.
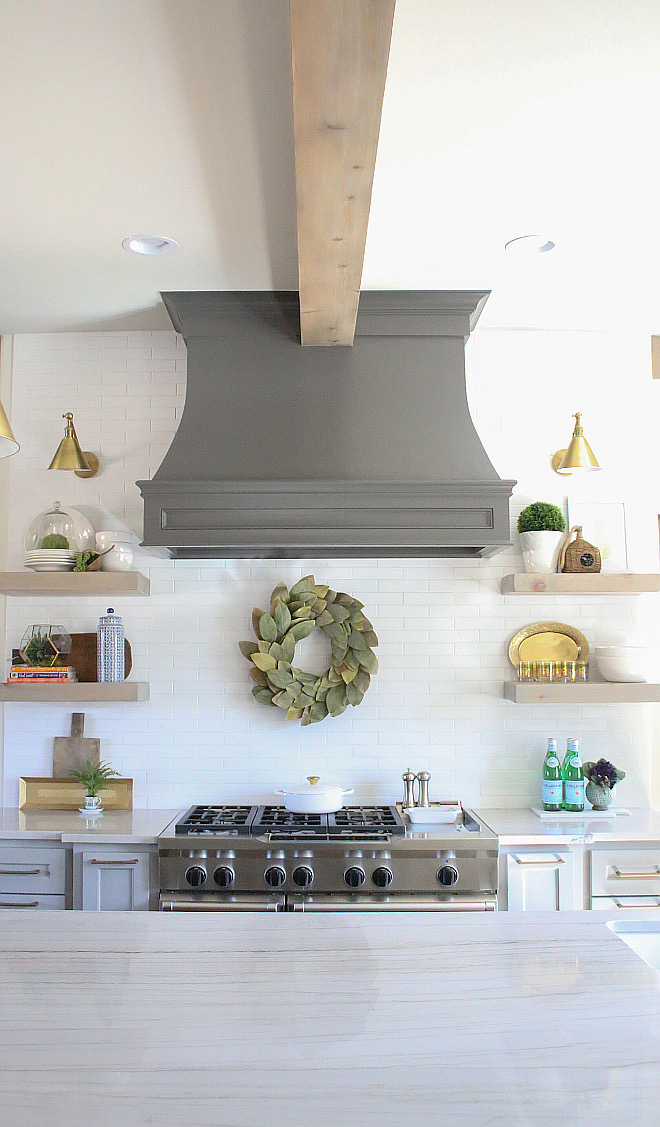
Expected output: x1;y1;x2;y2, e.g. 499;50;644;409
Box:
80;850;151;911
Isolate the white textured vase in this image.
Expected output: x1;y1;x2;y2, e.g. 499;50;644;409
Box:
519;530;564;574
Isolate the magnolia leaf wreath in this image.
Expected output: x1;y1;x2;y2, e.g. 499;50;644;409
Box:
239;575;378;725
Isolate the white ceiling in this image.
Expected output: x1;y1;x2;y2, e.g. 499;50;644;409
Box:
0;0;658;334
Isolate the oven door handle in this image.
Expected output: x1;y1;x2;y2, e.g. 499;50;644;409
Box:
288;895;497;912
159;893;286;912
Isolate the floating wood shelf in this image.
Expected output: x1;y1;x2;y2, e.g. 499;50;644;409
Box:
0;571;149;597
0;682;150;703
504;682;660;704
501;573;659;595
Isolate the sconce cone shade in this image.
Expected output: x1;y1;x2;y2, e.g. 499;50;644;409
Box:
0;397;19;457
48;413;91;472
555;412;601;474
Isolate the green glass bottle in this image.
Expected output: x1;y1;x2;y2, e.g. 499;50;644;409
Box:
542;738;562;811
562;737;585;811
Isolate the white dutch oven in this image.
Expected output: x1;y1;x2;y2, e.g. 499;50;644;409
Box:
275;776;354;814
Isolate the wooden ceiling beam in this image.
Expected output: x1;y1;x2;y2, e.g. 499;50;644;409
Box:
290;0;395;346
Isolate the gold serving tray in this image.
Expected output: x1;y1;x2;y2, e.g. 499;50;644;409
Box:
19;777;133;811
508;622;590;669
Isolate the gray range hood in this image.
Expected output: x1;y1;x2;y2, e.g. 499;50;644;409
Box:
137;290;515;558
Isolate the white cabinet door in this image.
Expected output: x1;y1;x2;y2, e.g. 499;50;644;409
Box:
80;850;151;911
506;851;579;912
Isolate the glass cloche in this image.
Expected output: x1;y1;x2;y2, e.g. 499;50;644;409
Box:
24;502;95;553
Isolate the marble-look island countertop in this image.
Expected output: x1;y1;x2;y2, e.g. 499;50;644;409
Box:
0;807;180;843
1;911;659;1127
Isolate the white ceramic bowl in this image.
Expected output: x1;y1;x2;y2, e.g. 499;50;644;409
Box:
275;780;354;814
595;646;648;683
100;544;134;572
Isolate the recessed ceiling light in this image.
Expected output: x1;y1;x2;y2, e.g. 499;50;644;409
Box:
504;234;556;254
122;235;179;256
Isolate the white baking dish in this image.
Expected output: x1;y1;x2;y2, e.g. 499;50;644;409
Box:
404;802;461;824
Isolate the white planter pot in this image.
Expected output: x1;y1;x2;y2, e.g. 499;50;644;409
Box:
519;530;564;574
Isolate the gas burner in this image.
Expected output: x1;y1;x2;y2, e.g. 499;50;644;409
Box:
175;804;258;835
174;803;406;839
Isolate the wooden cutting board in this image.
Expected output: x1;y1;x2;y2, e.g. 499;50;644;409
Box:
68;632;132;683
53;713;100;777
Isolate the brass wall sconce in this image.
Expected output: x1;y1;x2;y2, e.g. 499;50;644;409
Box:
0;397;19;458
48;412;99;478
552;412;600;475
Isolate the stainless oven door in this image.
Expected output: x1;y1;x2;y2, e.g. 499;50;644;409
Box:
289;893;497;912
159;893;286;912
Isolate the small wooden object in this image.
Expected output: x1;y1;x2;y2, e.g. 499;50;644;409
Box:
19;776;133;811
560;525;601;574
52;713;100;778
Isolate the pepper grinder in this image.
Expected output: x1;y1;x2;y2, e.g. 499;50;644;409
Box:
416;770;431;807
402;768;416;809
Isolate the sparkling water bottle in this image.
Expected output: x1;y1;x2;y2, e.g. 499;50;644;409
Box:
97;608;124;682
562;737;585;812
542;738;562;811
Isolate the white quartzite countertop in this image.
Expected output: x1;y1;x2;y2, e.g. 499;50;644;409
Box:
0;807;180;843
0;910;658;1127
474;806;660;845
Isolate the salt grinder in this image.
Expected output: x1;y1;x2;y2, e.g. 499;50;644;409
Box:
416;771;431;808
402;768;416;809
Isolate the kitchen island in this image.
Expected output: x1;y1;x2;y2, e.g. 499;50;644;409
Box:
1;911;659;1126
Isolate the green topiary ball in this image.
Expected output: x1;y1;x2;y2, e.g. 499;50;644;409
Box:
517;502;566;534
40;533;70;549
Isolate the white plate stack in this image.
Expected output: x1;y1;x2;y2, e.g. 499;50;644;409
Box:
24;550;76;572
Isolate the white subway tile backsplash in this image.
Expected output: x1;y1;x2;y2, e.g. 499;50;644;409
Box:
3;328;658;810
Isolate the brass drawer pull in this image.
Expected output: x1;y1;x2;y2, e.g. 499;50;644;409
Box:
0;900;39;908
611;866;660;880
89;858;139;866
0;868;42;876
513;856;565;867
613;897;660;909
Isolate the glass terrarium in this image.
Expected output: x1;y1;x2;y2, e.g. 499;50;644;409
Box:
19;624;72;667
24;501;94;553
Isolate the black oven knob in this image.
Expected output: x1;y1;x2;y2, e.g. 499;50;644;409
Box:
437;865;459;887
213;865;235;888
292;865;314;888
372;866;393;888
185;865;207;888
344;866;365;888
264;865;286;888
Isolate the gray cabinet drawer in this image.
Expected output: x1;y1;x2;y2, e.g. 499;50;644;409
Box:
591;848;660;897
0;847;66;895
0;893;66;910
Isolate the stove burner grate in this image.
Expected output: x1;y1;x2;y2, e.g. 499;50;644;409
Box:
174;804;258;835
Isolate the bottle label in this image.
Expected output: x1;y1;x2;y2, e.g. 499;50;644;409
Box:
542;782;562;803
564;780;585;805
570;756;581;768
546;756;560;768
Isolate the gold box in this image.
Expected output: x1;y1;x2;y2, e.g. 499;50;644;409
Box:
19;776;133;811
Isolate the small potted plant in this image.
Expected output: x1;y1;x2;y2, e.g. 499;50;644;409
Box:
583;759;626;811
517;502;566;573
71;759;120;812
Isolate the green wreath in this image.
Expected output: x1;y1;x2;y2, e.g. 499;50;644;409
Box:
239;574;378;725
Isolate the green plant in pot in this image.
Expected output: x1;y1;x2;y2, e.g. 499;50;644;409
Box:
71;759;119;811
517;502;566;574
583;759;626;810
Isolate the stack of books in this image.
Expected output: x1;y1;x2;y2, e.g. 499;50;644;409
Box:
7;665;78;683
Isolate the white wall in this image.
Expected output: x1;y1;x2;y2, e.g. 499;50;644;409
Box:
2;327;659;810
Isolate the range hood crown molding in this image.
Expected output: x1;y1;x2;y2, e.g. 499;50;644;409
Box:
138;290;515;559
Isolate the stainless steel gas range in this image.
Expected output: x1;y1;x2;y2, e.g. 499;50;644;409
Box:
158;804;498;911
